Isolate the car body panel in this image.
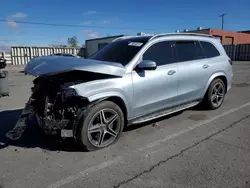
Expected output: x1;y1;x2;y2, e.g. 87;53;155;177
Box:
71;73;134;118
176;57;220;103
132;63;178;117
24;55;126;77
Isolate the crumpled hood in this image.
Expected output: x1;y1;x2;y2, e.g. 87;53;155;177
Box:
24;56;126;77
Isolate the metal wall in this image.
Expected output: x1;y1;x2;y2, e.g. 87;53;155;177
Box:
11;46;85;65
224;44;250;61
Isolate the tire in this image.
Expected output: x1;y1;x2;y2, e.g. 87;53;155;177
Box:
76;100;124;151
203;78;226;110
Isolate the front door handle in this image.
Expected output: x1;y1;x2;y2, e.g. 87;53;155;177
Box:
168;70;176;75
203;64;209;68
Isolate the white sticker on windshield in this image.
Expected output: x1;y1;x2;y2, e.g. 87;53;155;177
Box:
128;42;143;47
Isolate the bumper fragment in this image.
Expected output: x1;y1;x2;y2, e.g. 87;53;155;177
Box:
6;105;32;140
61;129;73;138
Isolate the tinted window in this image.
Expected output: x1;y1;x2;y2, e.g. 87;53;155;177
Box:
89;38;149;66
143;41;174;66
175;41;205;62
200;41;220;58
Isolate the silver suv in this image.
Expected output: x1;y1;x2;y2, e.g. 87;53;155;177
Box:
7;33;233;151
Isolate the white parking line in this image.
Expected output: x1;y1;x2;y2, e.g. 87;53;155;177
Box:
48;102;250;188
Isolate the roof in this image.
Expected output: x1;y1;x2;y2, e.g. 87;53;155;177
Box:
85;35;125;42
113;33;215;43
112;35;152;42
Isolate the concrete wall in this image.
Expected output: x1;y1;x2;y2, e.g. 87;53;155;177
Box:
10;46;85;65
85;35;124;57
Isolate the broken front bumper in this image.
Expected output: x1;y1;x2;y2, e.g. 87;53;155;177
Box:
6;101;81;141
6;100;33;140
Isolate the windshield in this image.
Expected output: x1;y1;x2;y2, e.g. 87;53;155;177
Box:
88;37;149;66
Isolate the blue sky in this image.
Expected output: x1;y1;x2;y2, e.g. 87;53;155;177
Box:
0;0;249;49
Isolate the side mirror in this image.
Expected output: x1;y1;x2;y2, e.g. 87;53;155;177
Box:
136;60;157;71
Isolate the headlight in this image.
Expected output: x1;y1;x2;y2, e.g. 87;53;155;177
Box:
62;88;78;99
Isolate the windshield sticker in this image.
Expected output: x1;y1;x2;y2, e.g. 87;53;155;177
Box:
128;42;143;47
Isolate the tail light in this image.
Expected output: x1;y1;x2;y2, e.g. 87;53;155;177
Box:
228;59;232;65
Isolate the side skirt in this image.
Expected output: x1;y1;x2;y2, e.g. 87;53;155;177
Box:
128;100;200;125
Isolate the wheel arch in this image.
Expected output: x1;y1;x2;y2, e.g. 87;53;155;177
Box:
203;72;228;97
87;92;131;120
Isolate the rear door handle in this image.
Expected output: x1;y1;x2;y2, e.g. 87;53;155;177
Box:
168;70;176;75
203;64;209;68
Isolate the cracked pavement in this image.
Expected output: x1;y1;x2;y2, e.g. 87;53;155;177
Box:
115;115;250;188
1;62;250;188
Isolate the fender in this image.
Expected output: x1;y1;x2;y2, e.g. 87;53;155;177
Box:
203;71;227;96
84;90;131;119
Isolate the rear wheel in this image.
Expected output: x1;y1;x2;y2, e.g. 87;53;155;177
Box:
203;78;226;110
77;101;124;151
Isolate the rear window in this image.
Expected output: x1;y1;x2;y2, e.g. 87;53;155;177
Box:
174;41;205;62
200;41;220;58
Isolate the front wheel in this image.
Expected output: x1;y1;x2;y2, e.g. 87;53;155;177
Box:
77;101;124;151
203;78;226;110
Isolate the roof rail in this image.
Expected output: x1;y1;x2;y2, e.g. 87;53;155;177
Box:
112;35;139;42
149;32;215;41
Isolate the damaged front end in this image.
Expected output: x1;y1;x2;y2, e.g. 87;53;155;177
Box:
6;56;126;141
6;70;114;141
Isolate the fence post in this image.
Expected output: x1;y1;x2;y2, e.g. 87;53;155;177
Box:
11;47;14;65
233;45;236;61
29;47;33;61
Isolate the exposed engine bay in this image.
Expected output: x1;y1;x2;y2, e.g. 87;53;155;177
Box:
6;70;116;140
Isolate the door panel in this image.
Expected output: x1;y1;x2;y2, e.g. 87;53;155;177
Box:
176;59;212;103
174;40;213;103
132;64;178;117
131;41;178;117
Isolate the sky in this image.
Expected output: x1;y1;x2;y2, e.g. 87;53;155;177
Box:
0;0;249;50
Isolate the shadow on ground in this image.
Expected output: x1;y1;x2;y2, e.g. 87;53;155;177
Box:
0;109;80;152
0;106;206;151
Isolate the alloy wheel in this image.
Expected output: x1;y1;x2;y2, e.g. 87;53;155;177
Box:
87;108;121;148
211;82;225;107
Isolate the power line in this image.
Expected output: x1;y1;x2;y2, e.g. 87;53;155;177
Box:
0;19;158;31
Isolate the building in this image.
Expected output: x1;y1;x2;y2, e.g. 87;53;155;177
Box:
188;28;250;45
238;30;250;34
85;35;125;57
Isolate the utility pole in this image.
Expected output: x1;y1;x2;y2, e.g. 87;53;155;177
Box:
219;13;226;30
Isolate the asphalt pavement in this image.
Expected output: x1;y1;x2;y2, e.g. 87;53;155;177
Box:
0;62;250;188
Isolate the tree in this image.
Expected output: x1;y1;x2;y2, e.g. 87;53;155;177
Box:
67;36;79;47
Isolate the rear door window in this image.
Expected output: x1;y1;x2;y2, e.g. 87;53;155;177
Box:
143;41;174;66
174;41;205;62
200;41;220;58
